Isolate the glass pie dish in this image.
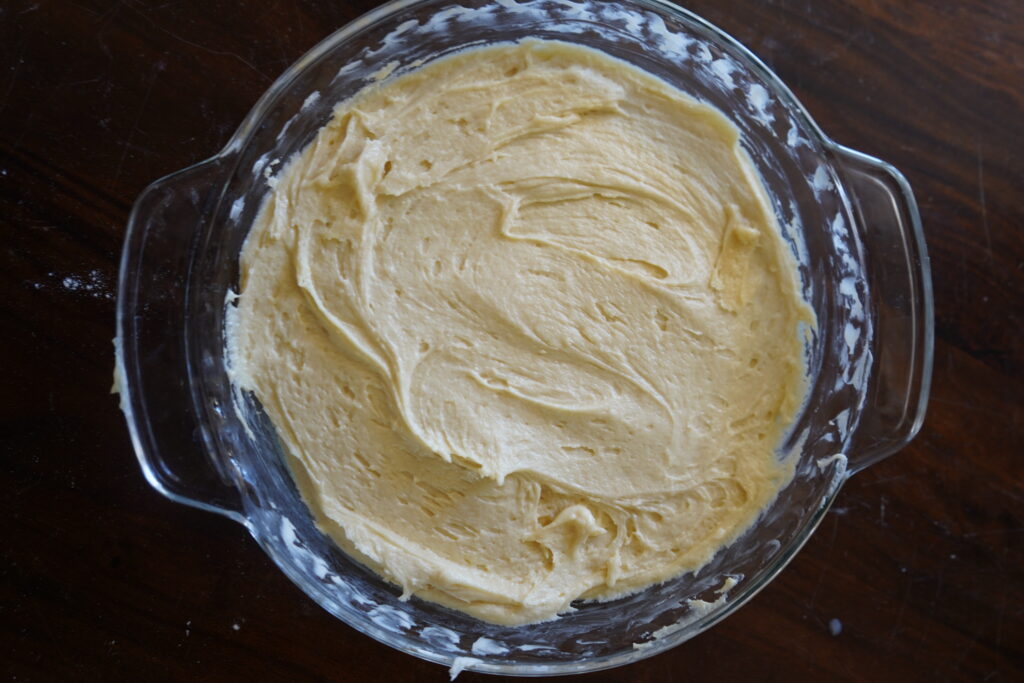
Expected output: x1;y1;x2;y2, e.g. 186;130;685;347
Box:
115;0;933;676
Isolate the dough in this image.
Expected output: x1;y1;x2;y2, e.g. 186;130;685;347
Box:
228;40;813;625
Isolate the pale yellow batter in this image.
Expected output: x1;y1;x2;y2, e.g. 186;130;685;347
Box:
228;40;812;625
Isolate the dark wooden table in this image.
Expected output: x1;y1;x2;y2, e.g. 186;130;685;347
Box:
3;1;1021;680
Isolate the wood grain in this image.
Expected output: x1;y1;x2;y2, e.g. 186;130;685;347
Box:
1;1;1021;680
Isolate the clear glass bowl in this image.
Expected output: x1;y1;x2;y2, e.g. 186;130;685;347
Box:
115;0;933;675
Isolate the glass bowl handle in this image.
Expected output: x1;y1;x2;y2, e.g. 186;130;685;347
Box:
832;145;935;474
117;156;246;524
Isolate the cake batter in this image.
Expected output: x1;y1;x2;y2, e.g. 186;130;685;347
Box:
228;40;812;625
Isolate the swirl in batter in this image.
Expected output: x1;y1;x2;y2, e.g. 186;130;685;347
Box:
228;41;813;625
